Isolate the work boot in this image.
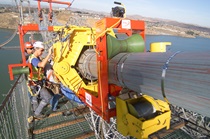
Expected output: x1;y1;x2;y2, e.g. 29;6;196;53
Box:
34;114;46;119
62;111;73;117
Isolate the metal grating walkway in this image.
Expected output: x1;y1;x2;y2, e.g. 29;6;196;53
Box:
29;97;95;139
161;129;192;139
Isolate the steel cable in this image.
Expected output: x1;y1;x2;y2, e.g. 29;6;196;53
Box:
0;0;19;49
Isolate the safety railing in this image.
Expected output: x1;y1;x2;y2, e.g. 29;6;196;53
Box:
0;74;30;139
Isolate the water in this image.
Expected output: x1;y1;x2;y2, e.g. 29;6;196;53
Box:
1;30;210;103
0;29;21;103
146;35;210;52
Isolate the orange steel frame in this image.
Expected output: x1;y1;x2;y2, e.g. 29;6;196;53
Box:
78;18;145;122
35;0;71;21
36;0;71;7
9;0;70;80
8;24;54;80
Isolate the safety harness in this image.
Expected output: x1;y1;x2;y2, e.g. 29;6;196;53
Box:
27;54;44;96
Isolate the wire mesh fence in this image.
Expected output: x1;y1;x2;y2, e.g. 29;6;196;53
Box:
0;75;30;139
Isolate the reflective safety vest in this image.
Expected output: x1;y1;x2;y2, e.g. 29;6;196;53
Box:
28;54;44;81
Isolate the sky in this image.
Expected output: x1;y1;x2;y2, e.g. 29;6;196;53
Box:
1;0;210;28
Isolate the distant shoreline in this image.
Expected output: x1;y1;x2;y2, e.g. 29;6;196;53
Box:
0;27;206;39
1;11;210;39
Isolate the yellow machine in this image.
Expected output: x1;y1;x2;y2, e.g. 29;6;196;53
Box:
53;26;98;95
51;17;172;139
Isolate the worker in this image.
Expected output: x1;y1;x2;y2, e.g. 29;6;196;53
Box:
27;41;53;119
24;42;34;60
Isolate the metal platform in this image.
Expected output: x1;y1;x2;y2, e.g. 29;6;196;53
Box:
29;98;95;139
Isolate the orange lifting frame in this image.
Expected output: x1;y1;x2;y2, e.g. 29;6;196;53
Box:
8;0;69;80
35;0;71;22
8;24;54;80
78;18;145;122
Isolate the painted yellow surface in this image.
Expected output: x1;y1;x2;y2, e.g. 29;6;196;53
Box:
150;42;171;52
53;26;98;95
116;95;171;139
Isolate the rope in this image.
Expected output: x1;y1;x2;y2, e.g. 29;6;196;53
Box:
0;0;22;49
96;18;122;40
89;18;122;55
71;0;75;5
90;28;99;55
161;51;181;103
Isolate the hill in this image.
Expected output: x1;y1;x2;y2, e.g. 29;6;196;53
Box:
0;5;210;38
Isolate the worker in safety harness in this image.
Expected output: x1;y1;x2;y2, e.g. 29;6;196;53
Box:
27;41;53;119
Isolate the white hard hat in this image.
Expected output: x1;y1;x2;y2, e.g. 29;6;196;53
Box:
33;41;44;49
